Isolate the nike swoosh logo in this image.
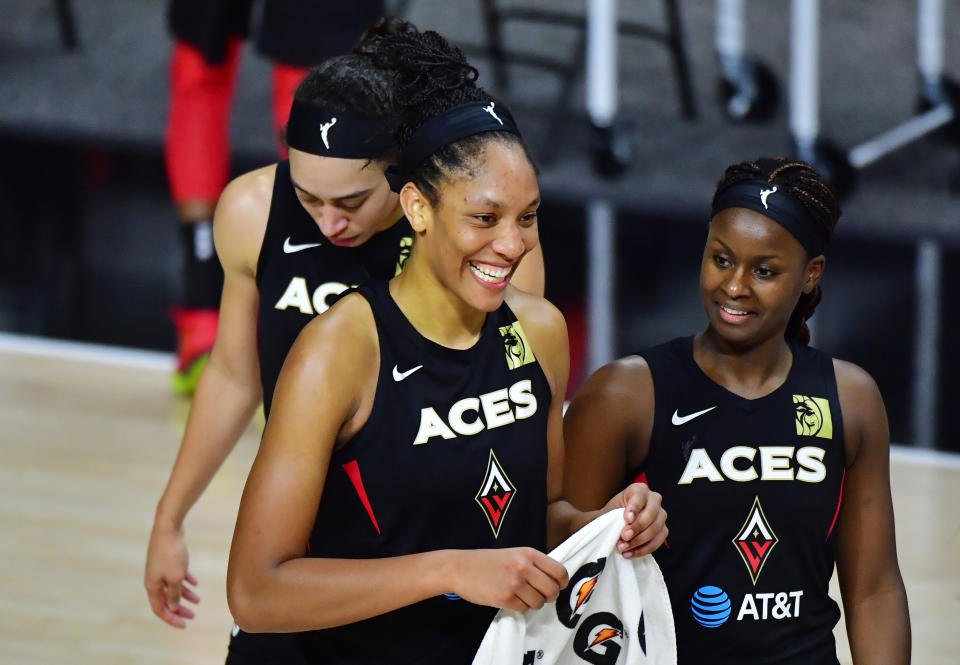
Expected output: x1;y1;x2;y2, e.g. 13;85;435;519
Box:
392;364;423;382
671;406;717;426
283;236;322;253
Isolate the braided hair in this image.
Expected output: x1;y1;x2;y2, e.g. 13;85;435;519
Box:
712;157;841;345
291;17;417;162
365;27;537;205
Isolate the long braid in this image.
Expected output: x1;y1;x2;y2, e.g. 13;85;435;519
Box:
787;285;822;345
713;157;841;345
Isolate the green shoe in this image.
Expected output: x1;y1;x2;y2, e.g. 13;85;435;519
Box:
171;307;219;397
171;351;209;397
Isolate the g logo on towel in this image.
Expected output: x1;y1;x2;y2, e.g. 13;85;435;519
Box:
556;558;607;628
573;612;625;665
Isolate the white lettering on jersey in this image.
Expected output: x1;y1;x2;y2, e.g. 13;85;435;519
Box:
414;407;457;444
274;277;313;314
510;380;538;419
720;446;758;482
677;448;724;484
274;277;350;315
737;593;759;621
759;446;795;480
413;379;538;445
312;282;349;314
796;447;827;482
480;388;515;429
679;446;827;484
737;590;803;621
449;398;483;436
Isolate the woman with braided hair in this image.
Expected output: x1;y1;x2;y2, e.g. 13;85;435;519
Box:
563;157;910;664
226;24;665;665
146;16;547;664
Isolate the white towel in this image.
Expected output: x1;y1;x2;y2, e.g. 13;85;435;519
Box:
473;509;677;665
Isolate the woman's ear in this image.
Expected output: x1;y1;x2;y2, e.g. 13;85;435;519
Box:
399;183;431;233
803;255;825;294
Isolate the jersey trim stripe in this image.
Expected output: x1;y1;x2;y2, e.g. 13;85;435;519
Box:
825;468;845;540
342;460;381;535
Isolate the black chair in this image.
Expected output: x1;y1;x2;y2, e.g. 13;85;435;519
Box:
54;0;79;51
460;0;696;164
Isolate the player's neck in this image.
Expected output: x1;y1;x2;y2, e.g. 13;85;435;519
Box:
694;329;794;399
376;203;406;234
390;263;486;350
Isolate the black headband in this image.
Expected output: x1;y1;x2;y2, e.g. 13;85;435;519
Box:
285;99;389;158
711;179;829;256
385;101;521;193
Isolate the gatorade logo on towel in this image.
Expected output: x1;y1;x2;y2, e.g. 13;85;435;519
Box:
472;509;677;665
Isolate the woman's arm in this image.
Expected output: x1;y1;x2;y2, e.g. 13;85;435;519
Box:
508;292;666;554
833;359;910;664
227;295;568;633
561;356;667;555
145;168;272;628
563;357;654;510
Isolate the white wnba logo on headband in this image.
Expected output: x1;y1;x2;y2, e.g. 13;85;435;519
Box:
319;117;338;150
760;185;777;209
483;102;503;126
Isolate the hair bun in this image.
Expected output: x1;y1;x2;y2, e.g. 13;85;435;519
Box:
366;29;478;110
354;16;419;55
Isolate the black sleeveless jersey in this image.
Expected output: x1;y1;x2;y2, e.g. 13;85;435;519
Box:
631;337;845;665
296;280;552;665
256;161;413;415
229;163;412;665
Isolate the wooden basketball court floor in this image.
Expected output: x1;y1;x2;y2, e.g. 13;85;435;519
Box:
1;334;957;665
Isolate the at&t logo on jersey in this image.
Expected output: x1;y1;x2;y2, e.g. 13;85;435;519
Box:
412;379;538;445
690;586;732;628
475;449;516;537
732;496;778;585
737;590;804;621
793;394;833;438
274;277;350;315
691;585;805;627
499;321;536;369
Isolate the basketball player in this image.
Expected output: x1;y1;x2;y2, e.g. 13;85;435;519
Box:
226;27;666;665
166;0;385;394
146;18;546;664
562;158;910;663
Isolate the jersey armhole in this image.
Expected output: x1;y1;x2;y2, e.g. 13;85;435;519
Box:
328;288;385;460
826;355;848;468
254;162;287;290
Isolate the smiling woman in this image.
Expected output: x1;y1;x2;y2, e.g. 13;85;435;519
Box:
143;16;548;665
392;109;542;317
225;24;666;665
562;158;911;665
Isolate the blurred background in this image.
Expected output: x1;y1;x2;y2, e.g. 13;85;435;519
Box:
2;2;959;664
3;0;958;449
